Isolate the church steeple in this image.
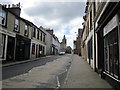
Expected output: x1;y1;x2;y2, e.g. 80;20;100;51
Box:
62;35;66;45
60;35;67;52
63;35;66;39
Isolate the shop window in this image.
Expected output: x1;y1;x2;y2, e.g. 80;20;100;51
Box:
87;38;93;60
0;34;6;59
14;18;20;32
86;21;89;36
113;42;119;77
0;9;7;26
104;28;119;78
43;46;44;55
0;34;2;58
104;39;109;72
24;24;29;36
32;44;35;55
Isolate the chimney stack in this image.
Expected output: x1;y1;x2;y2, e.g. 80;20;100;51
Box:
8;4;10;8
2;4;7;8
7;3;21;17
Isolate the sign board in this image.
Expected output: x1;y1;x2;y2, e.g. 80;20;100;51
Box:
104;15;118;36
0;29;16;37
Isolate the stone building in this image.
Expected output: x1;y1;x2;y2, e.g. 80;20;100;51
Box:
73;28;82;56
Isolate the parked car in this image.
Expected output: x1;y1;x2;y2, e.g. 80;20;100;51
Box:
59;52;65;55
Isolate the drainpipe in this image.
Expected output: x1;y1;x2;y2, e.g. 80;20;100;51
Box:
14;37;17;60
94;22;96;72
118;15;120;80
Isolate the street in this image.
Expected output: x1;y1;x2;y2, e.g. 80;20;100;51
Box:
2;54;113;89
2;55;72;88
2;55;61;80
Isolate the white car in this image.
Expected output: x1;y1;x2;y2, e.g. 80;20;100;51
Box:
59;52;65;55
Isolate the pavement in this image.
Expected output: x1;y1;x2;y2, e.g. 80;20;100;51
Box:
61;55;113;88
2;55;53;67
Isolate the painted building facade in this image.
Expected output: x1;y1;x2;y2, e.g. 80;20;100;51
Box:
73;28;82;56
0;4;32;61
0;3;58;61
46;30;60;55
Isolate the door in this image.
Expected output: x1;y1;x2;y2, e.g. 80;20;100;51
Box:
6;36;15;61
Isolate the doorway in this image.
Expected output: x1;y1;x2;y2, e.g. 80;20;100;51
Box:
6;36;15;61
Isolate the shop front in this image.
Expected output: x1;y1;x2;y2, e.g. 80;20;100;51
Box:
0;29;16;61
15;34;31;61
31;40;46;59
95;2;120;89
103;14;120;89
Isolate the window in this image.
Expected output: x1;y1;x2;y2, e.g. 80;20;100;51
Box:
41;32;43;41
43;34;45;42
90;10;92;31
33;27;36;38
37;29;39;40
0;9;7;26
86;21;89;36
87;38;93;60
14;18;19;32
94;2;96;17
104;28;119;78
24;24;29;36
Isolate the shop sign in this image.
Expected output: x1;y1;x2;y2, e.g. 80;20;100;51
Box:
104;15;118;36
0;29;16;37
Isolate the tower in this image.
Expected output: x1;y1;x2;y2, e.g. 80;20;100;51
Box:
60;35;67;52
62;35;66;45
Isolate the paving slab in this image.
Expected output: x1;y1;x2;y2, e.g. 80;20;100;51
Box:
62;55;113;88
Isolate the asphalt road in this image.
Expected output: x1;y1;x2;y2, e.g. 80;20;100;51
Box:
2;55;61;80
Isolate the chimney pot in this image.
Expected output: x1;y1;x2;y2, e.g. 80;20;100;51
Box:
18;2;20;7
16;3;20;7
12;4;16;8
8;4;10;8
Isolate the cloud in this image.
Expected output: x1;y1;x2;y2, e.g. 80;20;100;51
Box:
1;1;86;48
24;2;85;23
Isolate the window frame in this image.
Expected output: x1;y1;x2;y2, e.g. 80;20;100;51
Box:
37;29;39;40
41;32;43;41
0;9;7;27
14;18;20;32
24;24;29;37
104;27;119;78
43;34;45;42
33;27;36;38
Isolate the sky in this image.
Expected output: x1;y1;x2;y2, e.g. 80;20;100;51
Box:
1;0;86;49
